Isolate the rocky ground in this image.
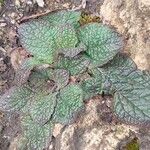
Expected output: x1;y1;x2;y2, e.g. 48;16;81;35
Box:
0;0;150;150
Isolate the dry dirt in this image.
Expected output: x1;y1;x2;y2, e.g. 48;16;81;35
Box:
0;0;150;150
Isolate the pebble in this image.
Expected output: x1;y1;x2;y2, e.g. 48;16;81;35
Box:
0;23;7;27
35;0;45;7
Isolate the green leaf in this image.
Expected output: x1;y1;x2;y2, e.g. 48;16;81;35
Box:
61;42;86;58
98;54;150;125
30;93;57;125
21;116;53;150
99;54;137;92
42;10;81;28
114;70;150;125
100;54;137;76
81;67;112;101
54;24;78;50
81;77;102;101
18;19;57;64
18;20;80;64
78;23;124;66
17;137;28;150
14;57;45;85
0;85;33;112
51;69;69;90
56;55;90;75
53;84;84;124
28;68;54;94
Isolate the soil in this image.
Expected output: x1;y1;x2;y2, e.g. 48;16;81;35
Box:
0;1;103;149
0;0;149;150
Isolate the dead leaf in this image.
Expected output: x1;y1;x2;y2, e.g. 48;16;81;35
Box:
10;47;29;70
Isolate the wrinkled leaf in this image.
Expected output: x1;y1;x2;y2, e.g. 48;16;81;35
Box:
14;57;45;85
61;42;86;58
100;54;137;76
53;84;84;124
56;55;90;75
18;19;81;64
55;24;78;50
51;69;69;90
114;70;150;125
28;68;54;94
22;116;53;150
98;54;150;125
99;54;137;92
30;93;57;125
42;10;81;28
18;19;57;63
81;77;102;101
0;85;33;112
17;137;28;150
78;23;124;66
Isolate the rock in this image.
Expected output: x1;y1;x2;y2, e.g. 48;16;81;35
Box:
35;0;45;7
100;0;150;70
0;58;7;72
137;128;150;150
54;97;138;150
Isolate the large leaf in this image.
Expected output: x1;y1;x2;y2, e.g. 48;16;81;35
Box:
78;23;124;66
30;93;57;125
18;19;57;64
0;85;33;112
99;54;150;125
114;70;150;125
21;116;53;150
56;55;90;75
54;24;78;50
100;54;137;76
53;84;84;124
99;54;137;92
18;19;80;64
42;10;81;28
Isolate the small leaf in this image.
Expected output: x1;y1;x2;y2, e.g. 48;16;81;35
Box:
42;10;81;28
28;68;54;94
18;19;57;63
81;77;102;101
78;23;124;66
21;116;53;150
53;84;84;124
14;57;45;85
62;42;86;58
30;93;57;125
0;85;33;112
52;69;69;90
56;55;90;75
17;137;28;150
81;68;103;99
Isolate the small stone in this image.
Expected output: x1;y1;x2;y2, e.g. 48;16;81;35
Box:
35;0;45;7
53;123;64;137
0;23;7;27
62;3;70;8
15;0;20;7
